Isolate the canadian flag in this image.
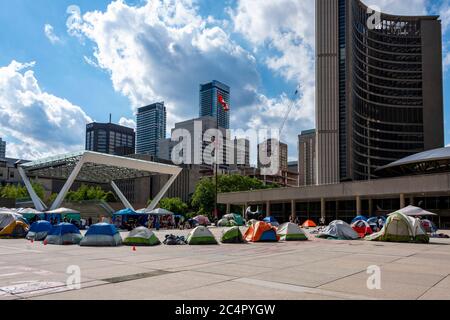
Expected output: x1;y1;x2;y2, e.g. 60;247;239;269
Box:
217;94;229;112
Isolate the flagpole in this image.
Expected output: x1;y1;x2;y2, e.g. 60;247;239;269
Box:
214;94;219;221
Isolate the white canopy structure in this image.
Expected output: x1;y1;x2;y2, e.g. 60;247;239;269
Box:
390;205;438;217
17;151;182;212
46;207;80;214
137;208;174;216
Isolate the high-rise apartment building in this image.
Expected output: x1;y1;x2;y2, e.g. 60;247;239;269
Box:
298;130;316;186
85;122;135;156
257;139;288;173
0;138;5;159
199;80;230;129
316;0;444;184
136;102;167;156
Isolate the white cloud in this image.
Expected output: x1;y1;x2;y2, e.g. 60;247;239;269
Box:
0;61;92;159
44;24;61;44
118;117;136;129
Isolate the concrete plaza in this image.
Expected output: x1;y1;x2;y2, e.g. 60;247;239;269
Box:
0;227;449;300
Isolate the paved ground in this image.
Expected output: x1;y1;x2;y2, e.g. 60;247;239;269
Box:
0;227;450;300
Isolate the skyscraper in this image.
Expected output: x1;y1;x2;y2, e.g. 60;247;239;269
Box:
199;80;230;129
316;0;444;184
298;130;316;186
0;138;6;159
136;102;167;156
85;122;135;156
258;139;288;174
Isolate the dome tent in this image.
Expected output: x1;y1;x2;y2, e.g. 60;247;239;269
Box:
351;215;368;224
244;221;279;242
186;226;218;245
80;223;122;247
263;216;279;227
352;220;373;238
317;220;360;240
26;220;53;241
221;226;245;243
277;223;308;241
0;210;29;239
45;223;82;245
217;218;231;227
365;212;429;243
301;220;317;228
124;227;160;246
223;213;245;226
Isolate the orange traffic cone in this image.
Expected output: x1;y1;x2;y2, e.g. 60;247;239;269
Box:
43;240;48;246
133;246;136;251
31;239;34;243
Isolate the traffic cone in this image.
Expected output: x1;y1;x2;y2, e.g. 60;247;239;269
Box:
43;240;48;246
30;239;34;244
133;246;136;252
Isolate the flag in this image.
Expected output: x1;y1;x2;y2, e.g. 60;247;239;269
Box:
217;94;229;112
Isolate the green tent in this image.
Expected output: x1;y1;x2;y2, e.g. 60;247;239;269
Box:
124;227;161;246
186;226;218;245
221;226;244;243
365;212;429;243
277;223;308;241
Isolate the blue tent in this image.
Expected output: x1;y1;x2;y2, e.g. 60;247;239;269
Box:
263;216;278;223
45;223;82;245
27;220;53;242
351;215;368;224
113;209;149;229
80;223;122;247
114;208;137;216
260;229;278;242
29;220;52;233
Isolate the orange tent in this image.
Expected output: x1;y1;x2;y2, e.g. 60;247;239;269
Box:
301;220;317;228
244;221;279;242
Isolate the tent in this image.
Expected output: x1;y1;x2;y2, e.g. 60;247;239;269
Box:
45;223;82;245
317;220;360;240
186;226;218;245
80;223;122;247
45;207;81;224
223;213;245;226
221;227;245;243
301;220;317;228
19;208;45;222
351;220;373;238
193;215;210;226
138;208;174;216
26;220;53;241
366;212;429;243
123;227;160;246
263;216;280;227
390;205;438;217
277;222;308;241
0;210;29;239
217;218;231;227
113;208;149;229
244;221;279;242
247;219;259;226
421;219;438;233
351;215;368;224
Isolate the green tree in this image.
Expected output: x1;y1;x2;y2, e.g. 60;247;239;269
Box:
191;175;278;217
159;197;188;215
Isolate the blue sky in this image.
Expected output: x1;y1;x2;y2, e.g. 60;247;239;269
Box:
1;0;450;162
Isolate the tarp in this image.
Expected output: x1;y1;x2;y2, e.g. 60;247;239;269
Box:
351;215;368;224
223;213;245;226
390;205;437;217
221;227;245;243
193;215;210;226
302;220;317;228
138;208;174;216
366;212;429;243
317;220;360;240
45;223;82;245
26;221;53;241
80;223;122;247
421;219;438;233
0;210;24;229
277;222;308;241
124;227;160;246
114;208;138;216
186;226;218;245
351;220;373;238
244;221;279;242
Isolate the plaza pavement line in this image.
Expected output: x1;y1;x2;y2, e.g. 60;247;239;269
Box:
234;278;378;300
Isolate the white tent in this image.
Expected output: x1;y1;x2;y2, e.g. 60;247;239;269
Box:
390;205;437;217
46;207;80;214
277;222;308;241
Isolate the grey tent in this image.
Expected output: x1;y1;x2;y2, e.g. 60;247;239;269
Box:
317;220;359;240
